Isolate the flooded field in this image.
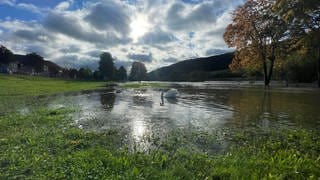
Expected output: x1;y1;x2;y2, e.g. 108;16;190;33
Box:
15;81;319;151
2;80;320;178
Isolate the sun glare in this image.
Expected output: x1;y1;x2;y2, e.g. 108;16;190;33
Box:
130;15;151;42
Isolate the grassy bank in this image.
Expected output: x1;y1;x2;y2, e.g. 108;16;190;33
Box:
0;74;319;178
0;107;319;179
0;74;106;114
0;74;106;97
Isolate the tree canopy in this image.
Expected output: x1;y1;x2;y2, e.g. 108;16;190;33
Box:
0;45;14;64
224;0;287;87
99;52;115;80
274;0;320;86
129;62;147;81
116;66;127;81
26;53;45;73
224;0;320;86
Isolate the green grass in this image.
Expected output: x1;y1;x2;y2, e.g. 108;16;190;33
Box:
0;74;319;178
0;74;106;97
0;74;106;114
0;107;319;179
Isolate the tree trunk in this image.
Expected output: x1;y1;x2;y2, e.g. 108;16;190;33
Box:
267;58;275;87
317;46;320;87
261;50;269;87
263;60;269;87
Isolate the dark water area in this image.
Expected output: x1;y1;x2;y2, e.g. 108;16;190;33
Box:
13;81;320;151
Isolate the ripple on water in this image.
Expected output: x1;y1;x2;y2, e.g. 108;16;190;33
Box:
38;82;320;151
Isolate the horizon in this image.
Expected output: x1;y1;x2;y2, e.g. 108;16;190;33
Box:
0;0;242;71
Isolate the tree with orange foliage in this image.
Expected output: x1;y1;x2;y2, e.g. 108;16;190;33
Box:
275;0;320;87
224;0;286;87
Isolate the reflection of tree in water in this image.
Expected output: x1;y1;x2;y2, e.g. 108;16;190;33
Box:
226;89;320;129
179;88;230;109
132;89;153;108
225;90;273;128
100;93;115;110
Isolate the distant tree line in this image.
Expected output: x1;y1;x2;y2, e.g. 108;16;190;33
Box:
224;0;320;87
0;45;150;82
57;52;130;81
96;52;147;81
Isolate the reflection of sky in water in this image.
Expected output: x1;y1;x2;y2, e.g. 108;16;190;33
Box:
44;83;320;149
47;88;233;144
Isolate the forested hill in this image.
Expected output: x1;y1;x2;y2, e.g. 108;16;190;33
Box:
12;54;63;75
14;54;61;71
147;52;236;81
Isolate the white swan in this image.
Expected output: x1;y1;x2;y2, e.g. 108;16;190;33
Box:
164;88;179;98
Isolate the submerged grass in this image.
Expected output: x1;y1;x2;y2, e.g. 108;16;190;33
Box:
0;74;319;178
0;74;106;114
0;107;319;179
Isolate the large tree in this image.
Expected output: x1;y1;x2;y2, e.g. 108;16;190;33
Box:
129;62;147;81
116;66;127;81
224;0;287;87
0;45;14;64
275;0;320;86
78;67;93;80
26;53;44;73
99;52;115;80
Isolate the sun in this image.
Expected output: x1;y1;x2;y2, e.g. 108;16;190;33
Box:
130;15;151;43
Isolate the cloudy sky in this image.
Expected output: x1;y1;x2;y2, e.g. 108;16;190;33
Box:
0;0;243;71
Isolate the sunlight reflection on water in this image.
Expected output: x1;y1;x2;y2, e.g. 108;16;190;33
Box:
46;88;233;143
40;82;320;150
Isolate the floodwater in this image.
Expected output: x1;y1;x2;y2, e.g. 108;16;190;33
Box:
19;82;320;151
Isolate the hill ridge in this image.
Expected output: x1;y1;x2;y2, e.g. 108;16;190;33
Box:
147;52;235;81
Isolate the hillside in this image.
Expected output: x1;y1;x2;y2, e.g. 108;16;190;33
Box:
13;54;62;74
147;52;237;81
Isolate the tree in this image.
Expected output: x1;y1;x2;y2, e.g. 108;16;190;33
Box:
224;0;287;87
93;70;103;80
78;67;93;80
0;45;14;64
26;53;44;73
129;62;147;81
99;52;115;80
275;0;320;86
68;68;78;79
116;66;127;81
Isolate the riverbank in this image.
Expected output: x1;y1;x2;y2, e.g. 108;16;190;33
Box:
0;74;319;178
0;74;106;97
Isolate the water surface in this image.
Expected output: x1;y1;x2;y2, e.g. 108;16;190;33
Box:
10;82;320;151
15;81;320;151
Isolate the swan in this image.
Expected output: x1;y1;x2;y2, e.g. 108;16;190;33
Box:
164;88;179;98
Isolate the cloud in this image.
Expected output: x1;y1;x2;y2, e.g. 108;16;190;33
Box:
84;1;130;36
205;48;229;56
138;28;176;45
44;12;130;46
13;29;54;42
60;45;81;54
166;1;226;30
127;53;152;62
86;50;101;58
163;57;178;63
0;0;15;6
55;1;72;11
24;45;50;57
54;54;99;70
17;3;43;14
114;59;132;69
0;0;244;71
